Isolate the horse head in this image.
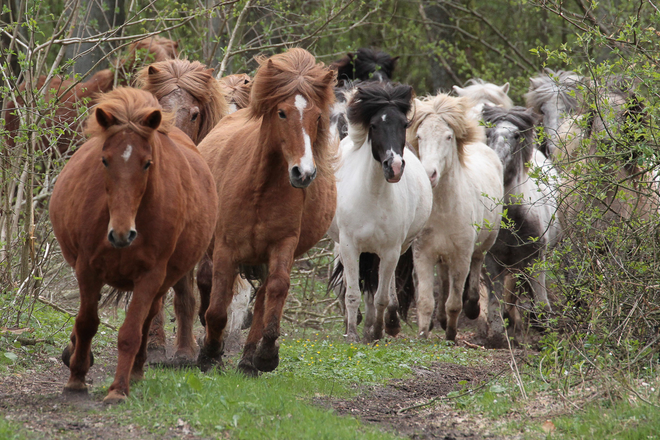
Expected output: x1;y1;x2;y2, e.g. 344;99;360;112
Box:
138;60;227;145
248;48;336;189
409;94;483;188
347;82;413;183
89;89;170;248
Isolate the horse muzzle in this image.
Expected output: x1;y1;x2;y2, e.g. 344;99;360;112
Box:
108;228;138;248
383;156;405;183
290;165;317;189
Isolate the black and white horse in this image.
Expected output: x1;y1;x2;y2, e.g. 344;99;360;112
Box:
328;82;433;343
482;105;562;340
331;48;399;86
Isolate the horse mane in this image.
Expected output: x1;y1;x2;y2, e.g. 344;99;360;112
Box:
346;82;413;147
456;78;513;109
115;37;179;75
136;59;227;144
525;69;584;114
248;48;337;178
220;73;252;110
482;105;539;166
408;94;485;166
86;87;174;141
331;48;397;83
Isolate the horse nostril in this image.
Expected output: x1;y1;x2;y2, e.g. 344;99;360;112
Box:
127;229;138;243
108;230;115;244
291;166;302;181
431;170;438;181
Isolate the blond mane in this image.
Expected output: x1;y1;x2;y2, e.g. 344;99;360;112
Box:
407;93;485;166
86;87;174;141
136;59;228;144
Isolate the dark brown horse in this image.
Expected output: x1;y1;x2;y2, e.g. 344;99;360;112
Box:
49;88;217;403
220;73;252;113
196;48;337;375
5;37;178;156
136;58;228;363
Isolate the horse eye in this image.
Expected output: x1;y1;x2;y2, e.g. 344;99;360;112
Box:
370;123;377;130
144;160;152;170
102;157;108;167
278;110;286;119
191;113;199;122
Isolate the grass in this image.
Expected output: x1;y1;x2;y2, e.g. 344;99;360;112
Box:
103;334;487;439
0;418;27;440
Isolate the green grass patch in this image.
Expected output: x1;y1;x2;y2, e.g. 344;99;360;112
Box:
0;417;27;440
106;336;487;439
549;398;660;439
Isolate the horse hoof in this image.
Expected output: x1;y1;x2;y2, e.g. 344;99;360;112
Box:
171;350;197;367
63;382;88;396
439;318;447;331
253;340;279;372
345;333;360;343
197;352;223;373
463;300;480;320
130;370;144;383
237;358;259;378
147;346;168;365
62;345;94;368
445;328;457;341
103;390;127;405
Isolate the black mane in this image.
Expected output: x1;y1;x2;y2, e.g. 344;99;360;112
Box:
332;48;398;85
347;82;413;128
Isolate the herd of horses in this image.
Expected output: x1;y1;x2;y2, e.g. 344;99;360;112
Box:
4;38;655;404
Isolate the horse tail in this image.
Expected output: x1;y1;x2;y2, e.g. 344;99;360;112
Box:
328;258;345;294
238;263;269;294
100;288;132;309
359;252;380;296
395;247;415;322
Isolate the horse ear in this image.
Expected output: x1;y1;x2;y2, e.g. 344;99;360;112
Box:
266;59;282;73
453;85;464;94
142;110;162;130
347;52;355;61
391;56;400;66
148;65;160;75
501;82;510;94
96;108;116;129
529;77;542;89
323;70;336;86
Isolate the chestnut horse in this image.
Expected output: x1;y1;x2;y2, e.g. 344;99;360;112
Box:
136;58;229;363
196;48;336;376
220;73;252;113
49;88;217;403
5;37;178;156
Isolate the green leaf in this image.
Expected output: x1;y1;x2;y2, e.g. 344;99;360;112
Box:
186;373;202;391
4;352;18;362
490;385;507;394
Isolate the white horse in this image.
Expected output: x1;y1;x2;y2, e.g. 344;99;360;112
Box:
407;93;503;341
453;78;514;120
482;105;562;341
328;82;433;343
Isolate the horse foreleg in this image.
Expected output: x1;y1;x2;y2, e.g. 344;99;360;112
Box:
63;270;103;395
463;254;485;319
173;270;197;363
445;263;469;341
198;248;235;373
252;237;298;373
371;252;398;342
146;303;167;364
413;246;436;338
528;257;552;315
132;295;164;382
238;283;266;377
340;243;361;343
105;270;166;404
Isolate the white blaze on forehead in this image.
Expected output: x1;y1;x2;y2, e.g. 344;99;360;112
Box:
294;94;307;120
382;114;387;122
122;145;133;162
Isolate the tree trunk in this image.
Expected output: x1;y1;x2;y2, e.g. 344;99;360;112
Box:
65;0;126;77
